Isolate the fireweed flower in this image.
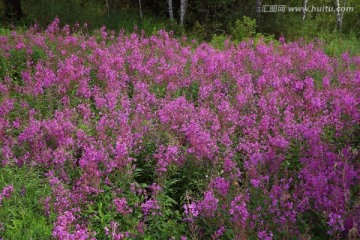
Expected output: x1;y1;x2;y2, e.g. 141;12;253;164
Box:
327;213;345;233
211;226;226;239
0;185;14;206
0;19;359;238
1;185;14;198
210;177;230;196
183;203;199;222
229;194;249;224
257;230;274;240
141;199;161;216
105;221;130;240
198;190;219;217
52;211;92;240
113;198;132;215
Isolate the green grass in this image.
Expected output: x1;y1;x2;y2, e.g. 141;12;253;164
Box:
0;166;53;240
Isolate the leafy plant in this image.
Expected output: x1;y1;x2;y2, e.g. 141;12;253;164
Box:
231;16;257;42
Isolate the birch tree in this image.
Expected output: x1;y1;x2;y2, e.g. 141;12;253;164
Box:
302;0;308;21
340;0;347;32
180;0;187;26
335;0;347;32
168;0;174;22
336;0;341;31
139;0;143;21
255;0;262;20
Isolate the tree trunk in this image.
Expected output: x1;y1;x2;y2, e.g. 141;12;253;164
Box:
139;0;143;21
255;0;262;19
335;0;346;32
339;0;347;32
335;0;341;32
180;0;187;26
168;0;174;22
105;0;110;17
302;0;308;21
4;0;23;20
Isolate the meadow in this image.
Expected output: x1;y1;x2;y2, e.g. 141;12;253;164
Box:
0;19;359;239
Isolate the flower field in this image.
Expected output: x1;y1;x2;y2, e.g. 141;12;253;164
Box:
0;19;359;239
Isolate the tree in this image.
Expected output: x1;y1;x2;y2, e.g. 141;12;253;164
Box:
255;0;261;20
105;0;110;17
4;0;23;20
139;0;143;20
302;0;308;21
335;0;347;32
180;0;187;26
168;0;174;22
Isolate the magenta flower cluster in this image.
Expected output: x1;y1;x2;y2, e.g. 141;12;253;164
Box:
0;185;14;206
0;18;359;239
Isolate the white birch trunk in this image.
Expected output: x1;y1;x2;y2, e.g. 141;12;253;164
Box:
339;0;347;32
168;0;174;22
256;0;262;18
302;0;308;21
139;0;143;21
180;0;187;27
335;0;342;32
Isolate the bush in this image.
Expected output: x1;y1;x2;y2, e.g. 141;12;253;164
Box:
231;16;257;42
